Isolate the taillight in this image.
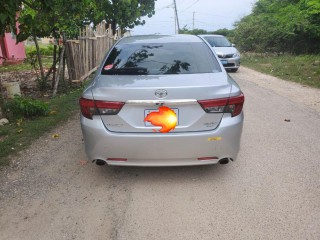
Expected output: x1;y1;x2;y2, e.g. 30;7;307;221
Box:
79;98;124;119
198;93;244;117
226;93;245;117
95;100;124;115
197;98;228;113
79;98;97;119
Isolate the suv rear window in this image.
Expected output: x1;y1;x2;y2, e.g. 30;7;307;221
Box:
102;42;221;75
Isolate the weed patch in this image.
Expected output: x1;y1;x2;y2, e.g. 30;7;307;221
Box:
241;54;320;88
0;57;52;73
3;96;49;119
0;88;83;166
25;45;54;57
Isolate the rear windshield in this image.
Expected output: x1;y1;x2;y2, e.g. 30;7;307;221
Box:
101;42;221;75
203;36;231;47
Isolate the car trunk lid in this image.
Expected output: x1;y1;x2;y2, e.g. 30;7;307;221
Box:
91;73;232;133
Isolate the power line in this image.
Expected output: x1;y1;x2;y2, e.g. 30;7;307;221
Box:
155;3;174;12
180;0;200;13
193;11;233;18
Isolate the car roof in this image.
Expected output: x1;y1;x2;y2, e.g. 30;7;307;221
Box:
118;34;204;44
198;34;225;38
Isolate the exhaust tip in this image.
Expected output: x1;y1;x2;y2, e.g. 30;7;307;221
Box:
95;159;107;166
219;158;230;165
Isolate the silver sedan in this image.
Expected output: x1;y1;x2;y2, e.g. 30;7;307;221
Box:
198;34;241;72
80;34;244;167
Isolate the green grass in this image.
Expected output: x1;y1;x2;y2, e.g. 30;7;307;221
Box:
25;44;54;56
0;88;83;166
0;57;52;73
0;44;54;73
241;53;320;88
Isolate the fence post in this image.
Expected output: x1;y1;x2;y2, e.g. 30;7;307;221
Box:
65;23;121;83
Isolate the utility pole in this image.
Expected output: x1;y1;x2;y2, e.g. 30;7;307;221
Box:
173;0;180;34
193;12;195;30
174;7;177;34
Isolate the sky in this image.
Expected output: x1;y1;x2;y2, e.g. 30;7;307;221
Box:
132;0;257;35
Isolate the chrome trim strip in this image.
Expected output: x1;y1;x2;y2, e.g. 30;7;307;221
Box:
126;99;198;105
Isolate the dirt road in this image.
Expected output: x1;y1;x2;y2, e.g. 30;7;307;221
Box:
1;67;319;240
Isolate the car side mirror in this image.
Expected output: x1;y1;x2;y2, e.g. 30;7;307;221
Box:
231;43;236;47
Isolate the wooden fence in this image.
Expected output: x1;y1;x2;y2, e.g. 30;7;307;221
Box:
65;23;121;82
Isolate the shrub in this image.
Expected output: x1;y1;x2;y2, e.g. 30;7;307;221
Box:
26;45;54;57
4;95;49;119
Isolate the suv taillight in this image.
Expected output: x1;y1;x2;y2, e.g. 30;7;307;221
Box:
198;93;244;117
79;98;124;119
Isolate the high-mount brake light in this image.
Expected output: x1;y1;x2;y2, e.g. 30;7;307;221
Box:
79;98;124;119
198;93;244;117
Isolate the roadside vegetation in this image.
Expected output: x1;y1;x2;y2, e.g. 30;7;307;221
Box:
232;0;319;88
241;53;320;88
1;0;157;96
181;0;319;88
0;45;54;73
0;43;90;166
0;1;158;166
0;58;51;73
233;0;320;54
0;86;85;166
0;42;89;166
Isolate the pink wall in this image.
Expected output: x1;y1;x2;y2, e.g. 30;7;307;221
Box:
0;45;3;64
0;13;26;64
2;32;26;60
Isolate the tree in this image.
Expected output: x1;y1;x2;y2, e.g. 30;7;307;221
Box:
179;27;209;35
233;0;320;53
1;0;157;95
212;28;234;37
91;0;156;34
2;0;157;42
14;0;95;91
0;0;23;35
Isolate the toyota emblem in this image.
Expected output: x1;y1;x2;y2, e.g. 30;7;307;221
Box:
155;89;168;99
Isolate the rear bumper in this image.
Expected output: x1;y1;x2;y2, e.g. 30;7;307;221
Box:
80;113;243;166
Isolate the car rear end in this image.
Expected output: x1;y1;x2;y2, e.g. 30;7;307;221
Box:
79;35;244;166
